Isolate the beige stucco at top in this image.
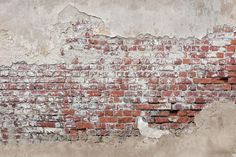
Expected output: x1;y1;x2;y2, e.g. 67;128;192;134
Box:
0;0;236;65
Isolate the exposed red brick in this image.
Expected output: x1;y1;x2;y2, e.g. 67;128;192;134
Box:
216;52;224;58
230;40;236;45
110;91;124;97
226;65;236;71
2;22;236;142
193;78;225;84
229;72;236;77
99;117;117;123
118;117;134;123
114;110;123;116
116;124;125;129
132;110;141;117
162;91;172;97
75;122;94;129
155;117;169;123
229;78;236;84
226;45;235;52
177;110;187;116
105;110;113;116
183;58;191;64
201;46;209;52
135;104;154;110
179;72;187;77
62;109;75;115
177;117;190;123
37;122;55;128
158;111;170;117
123;110;132;116
87;90;101;96
195;98;206;104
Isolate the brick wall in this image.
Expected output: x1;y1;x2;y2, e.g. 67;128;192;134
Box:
0;19;236;143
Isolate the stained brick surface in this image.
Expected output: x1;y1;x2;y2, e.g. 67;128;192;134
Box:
0;19;236;143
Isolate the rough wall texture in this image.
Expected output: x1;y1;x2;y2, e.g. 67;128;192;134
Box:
0;5;236;143
2;0;236;65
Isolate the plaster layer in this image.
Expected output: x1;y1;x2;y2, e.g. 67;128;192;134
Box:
1;1;236;65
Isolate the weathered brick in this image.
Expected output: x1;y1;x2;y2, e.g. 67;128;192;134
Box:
177;117;191;123
135;104;154;110
37;122;56;128
75;122;94;129
110;90;124;97
87;90;101;96
230;40;236;45
226;45;235;52
62;109;75;115
155;117;169;123
229;78;236;84
226;65;236;71
118;117;134;123
99;117;117;123
1;21;236;142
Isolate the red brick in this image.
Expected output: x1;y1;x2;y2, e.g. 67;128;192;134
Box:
110;90;124;97
123;110;132;116
186;110;198;117
226;45;235;52
179;72;187;77
149;78;159;84
87;90;101;96
105;110;113;116
135;104;154;110
88;39;99;45
132;110;141;117
162;91;172;97
37;122;55;128
179;78;192;84
216;52;224;58
179;84;187;90
96;111;104;117
201;46;209;52
116;124;125;129
177;117;190;123
226;65;236;71
226;52;235;57
62;109;75;115
118;117;134;123
230;40;236;45
193;78;225;84
210;46;220;51
177;110;187;116
114;110;123;116
95;123;106;129
229;72;236;77
155;117;169;123
195;97;206;104
183;58;191;64
68;129;78;140
157;111;170;117
75;122;94;129
227;58;236;64
229;78;236;84
188;72;196;78
168;123;183;129
174;59;182;65
99;117;117;123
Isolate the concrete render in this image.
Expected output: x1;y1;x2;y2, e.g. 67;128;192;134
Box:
1;0;236;65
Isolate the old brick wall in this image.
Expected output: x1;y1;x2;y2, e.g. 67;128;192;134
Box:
0;18;236;143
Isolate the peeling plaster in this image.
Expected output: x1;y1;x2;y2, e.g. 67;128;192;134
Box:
0;1;236;66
